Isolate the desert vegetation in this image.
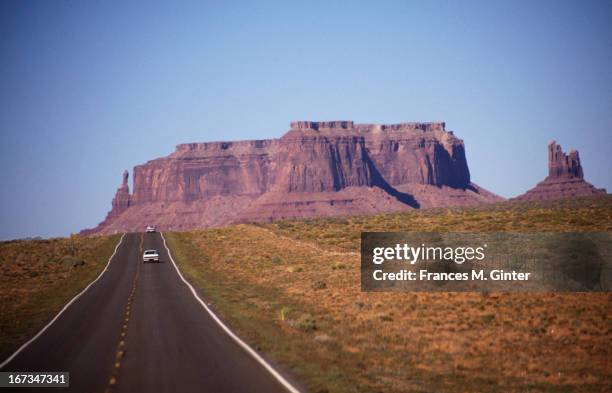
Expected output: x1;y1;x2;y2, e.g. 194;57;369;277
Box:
0;234;121;359
165;196;612;393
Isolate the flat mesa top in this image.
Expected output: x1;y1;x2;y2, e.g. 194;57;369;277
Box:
289;120;446;133
170;120;454;156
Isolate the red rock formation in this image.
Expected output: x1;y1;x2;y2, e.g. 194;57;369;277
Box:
513;141;606;201
81;171;131;235
83;121;503;234
273;133;375;192
111;170;131;214
548;141;583;178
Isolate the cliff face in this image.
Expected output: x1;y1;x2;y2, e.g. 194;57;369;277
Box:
274;133;375;193
109;170;131;218
84;121;502;234
513;141;606;201
548;142;583;179
131;140;272;203
362;125;470;188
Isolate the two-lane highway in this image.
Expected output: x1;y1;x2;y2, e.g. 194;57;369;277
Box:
2;232;295;393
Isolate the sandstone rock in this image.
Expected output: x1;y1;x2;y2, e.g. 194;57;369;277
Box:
273;133;376;192
81;170;132;235
112;170;131;213
82;121;503;234
548;141;583;178
513;141;606;201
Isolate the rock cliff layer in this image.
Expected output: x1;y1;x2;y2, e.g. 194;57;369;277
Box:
106;170;131;220
513;141;606;201
83;121;503;234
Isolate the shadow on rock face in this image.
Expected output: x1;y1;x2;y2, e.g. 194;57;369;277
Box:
364;153;420;209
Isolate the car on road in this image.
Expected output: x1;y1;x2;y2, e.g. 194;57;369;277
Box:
143;249;160;263
145;225;156;233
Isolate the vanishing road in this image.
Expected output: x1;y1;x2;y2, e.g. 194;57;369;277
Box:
1;232;296;393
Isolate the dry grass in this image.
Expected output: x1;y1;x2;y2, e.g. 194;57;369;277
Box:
166;196;612;393
265;196;612;253
0;234;121;359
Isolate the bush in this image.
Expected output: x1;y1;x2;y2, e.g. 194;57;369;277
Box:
379;313;393;322
277;222;294;230
312;280;327;290
286;266;303;273
294;313;316;331
279;306;292;321
481;314;495;325
59;255;85;268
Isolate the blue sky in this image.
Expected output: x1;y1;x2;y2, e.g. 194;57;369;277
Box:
1;0;611;239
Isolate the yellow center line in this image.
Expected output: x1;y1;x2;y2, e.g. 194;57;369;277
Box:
106;233;143;391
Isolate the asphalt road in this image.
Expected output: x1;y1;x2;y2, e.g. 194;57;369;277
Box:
2;232;294;393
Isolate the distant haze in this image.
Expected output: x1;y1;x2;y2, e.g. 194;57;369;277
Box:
1;0;611;240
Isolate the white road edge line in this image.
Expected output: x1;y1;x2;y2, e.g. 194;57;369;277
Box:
160;232;301;393
0;233;126;369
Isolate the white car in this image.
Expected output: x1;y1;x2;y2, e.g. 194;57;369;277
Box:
145;225;156;233
143;249;160;263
